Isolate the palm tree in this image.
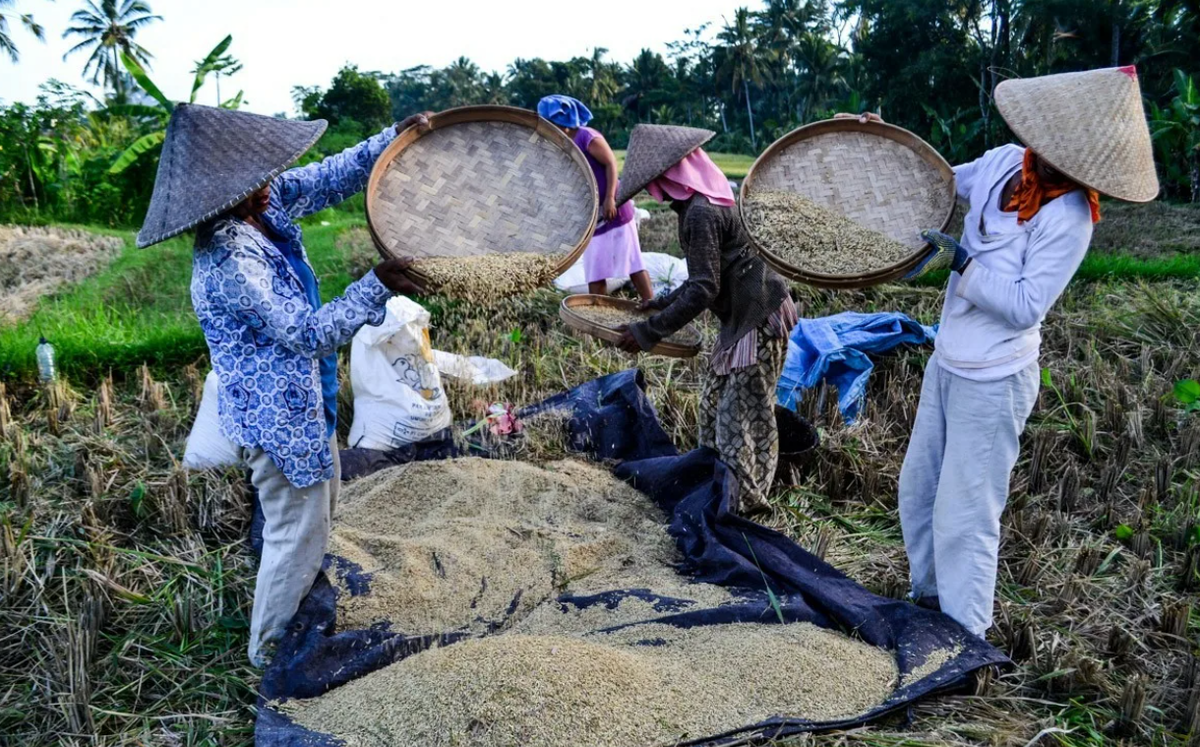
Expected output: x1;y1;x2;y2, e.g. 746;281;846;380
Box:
191;46;241;106
62;0;161;97
717;8;766;150
481;71;508;105
794;31;847;119
0;0;45;63
444;56;483;107
623;49;670;121
587;47;619;104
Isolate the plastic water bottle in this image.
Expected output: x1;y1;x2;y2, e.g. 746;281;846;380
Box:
35;336;56;383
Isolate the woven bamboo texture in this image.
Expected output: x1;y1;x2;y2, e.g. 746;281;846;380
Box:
614;124;716;207
995;67;1158;202
740;119;956;289
366;106;597;269
559;295;701;359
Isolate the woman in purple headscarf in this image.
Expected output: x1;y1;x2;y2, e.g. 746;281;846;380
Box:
538;95;653;301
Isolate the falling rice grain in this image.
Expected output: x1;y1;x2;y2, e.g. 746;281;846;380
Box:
743;191;915;277
412;253;563;302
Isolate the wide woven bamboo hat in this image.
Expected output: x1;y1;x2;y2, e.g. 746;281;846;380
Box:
136;104;328;247
994;66;1158;202
615;124;716;206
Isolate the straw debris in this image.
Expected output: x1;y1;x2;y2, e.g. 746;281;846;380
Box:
743;190;914;276
0;225;124;323
283;622;897;746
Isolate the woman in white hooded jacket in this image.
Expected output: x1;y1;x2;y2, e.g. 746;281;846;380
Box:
853;65;1159;639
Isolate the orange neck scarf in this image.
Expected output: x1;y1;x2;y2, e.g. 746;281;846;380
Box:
1005;148;1101;224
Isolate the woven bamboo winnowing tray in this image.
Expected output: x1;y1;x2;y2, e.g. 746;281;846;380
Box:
740;119;956;289
366;106;598;275
559;295;701;359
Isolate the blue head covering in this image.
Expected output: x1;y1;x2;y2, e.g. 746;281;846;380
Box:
537;95;593;129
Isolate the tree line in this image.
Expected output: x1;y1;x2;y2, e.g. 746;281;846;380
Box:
2;0;1199;228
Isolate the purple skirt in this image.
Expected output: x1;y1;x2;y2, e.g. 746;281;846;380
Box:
582;219;644;284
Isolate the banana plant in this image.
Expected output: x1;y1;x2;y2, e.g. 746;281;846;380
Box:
109;35;244;174
1149;69;1200;202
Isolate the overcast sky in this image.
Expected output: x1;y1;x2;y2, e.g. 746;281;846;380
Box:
2;0;743;115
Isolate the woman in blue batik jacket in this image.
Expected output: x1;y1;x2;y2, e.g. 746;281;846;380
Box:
136;103;430;666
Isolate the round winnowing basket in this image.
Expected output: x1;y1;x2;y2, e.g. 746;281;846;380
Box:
559;295;701;359
739;119;956;289
365;106;599;286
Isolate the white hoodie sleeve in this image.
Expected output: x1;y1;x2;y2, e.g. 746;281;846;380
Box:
952;158;982;201
955;192;1093;330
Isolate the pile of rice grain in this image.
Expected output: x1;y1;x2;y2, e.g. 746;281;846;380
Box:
328;458;685;633
412;252;563;301
283;623;898;746
568;304;700;347
743;190;915;277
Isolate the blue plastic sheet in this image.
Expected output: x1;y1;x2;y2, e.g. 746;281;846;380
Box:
255;370;1006;746
776;312;937;423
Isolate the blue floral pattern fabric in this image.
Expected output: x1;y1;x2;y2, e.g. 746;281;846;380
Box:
191;127;398;488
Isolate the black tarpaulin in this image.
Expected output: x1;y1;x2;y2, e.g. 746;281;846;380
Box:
254;370;1008;746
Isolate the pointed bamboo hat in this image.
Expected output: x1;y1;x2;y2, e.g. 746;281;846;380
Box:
994;66;1158;202
136;104;328;247
615;124;716;206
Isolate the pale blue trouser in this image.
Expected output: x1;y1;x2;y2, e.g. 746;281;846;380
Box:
243;436;340;667
898;357;1039;637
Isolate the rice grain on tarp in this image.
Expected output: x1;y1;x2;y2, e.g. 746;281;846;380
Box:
282;623;898;746
899;644;962;688
296;457;900;746
328;458;682;633
743;190;915;276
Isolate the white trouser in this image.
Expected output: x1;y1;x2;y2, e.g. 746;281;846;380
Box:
898;358;1039;637
243;436;340;667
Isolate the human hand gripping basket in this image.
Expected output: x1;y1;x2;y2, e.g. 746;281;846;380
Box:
366;106;598;298
739;118;957;289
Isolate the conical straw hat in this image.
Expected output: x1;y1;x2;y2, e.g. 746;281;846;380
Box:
137;104;328;247
615;124;715;206
994;66;1158;202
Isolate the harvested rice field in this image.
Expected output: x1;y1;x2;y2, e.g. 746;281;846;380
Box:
0;225;125;323
743;190;916;277
282;622;897;746
566;302;701;346
412;252;564;301
2;211;1199;747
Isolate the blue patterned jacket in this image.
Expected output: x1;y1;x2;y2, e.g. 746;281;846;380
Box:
191;126;398;488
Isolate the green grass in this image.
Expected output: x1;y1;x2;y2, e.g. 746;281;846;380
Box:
0;212;362;381
614;150;756;180
909;250;1200;289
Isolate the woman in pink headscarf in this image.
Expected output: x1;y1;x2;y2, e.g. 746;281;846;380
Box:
612;124;796;515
